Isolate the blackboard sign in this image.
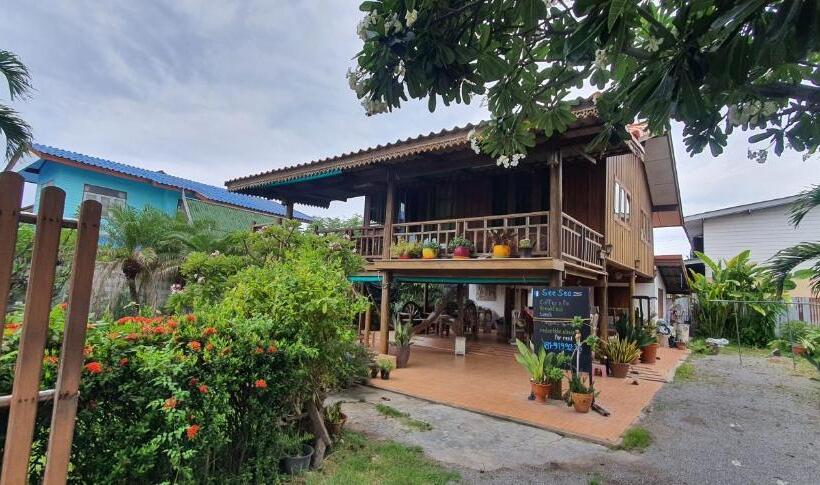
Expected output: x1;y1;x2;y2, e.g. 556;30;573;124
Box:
532;287;591;319
531;287;592;373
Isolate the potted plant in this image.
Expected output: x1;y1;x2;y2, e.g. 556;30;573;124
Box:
514;339;551;402
448;236;474;259
518;238;533;258
390;240;422;259
369;364;379;378
564;373;598;413
280;430;315;474
421;239;440;259
389;318;413;368
488;229;514;258
599;336;640;378
544;352;569;400
639;322;659;364
378;358;395;379
323;401;348;437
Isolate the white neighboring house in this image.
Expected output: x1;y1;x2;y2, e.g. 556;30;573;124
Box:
684;194;820;299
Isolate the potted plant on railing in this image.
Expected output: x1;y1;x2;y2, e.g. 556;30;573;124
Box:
564;373;598;413
488;229;514;258
514;339;552;402
518;238;533;258
391;240;422;259
599;336;640;378
421;238;439;259
389;318;413;368
448;236;474;259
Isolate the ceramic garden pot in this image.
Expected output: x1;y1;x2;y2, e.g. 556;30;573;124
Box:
453;246;471;259
571;392;593;413
530;381;551;403
610;362;630;378
422;247;437;259
640;342;659;364
792;344;806;355
519;247;533;258
492;244;511;258
549;378;563;400
390;344;411;368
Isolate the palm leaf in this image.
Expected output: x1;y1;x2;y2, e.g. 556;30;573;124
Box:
0;103;32;161
0;50;32;100
765;242;820;296
788;185;820;227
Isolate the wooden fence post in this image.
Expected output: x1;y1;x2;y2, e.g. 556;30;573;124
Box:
1;187;66;485
0;172;24;354
43;200;101;485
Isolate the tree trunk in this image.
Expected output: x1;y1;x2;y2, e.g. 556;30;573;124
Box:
308;399;332;469
126;276;139;305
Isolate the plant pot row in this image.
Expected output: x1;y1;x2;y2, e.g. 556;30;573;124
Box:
397;244;534;259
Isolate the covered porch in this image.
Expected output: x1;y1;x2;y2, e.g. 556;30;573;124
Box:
366;333;689;444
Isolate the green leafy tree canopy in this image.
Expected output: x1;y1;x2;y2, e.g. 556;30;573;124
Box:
349;0;819;164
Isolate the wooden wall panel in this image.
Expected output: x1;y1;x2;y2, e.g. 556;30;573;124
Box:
605;153;654;277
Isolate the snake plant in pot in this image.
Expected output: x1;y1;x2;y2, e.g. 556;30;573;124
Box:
390;318;413;368
599;337;641;378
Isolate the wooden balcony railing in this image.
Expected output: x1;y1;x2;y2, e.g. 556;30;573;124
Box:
561;214;605;271
393;211;551;257
319;226;385;259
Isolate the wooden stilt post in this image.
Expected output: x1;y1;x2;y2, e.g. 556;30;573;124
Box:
598;274;609;338
379;272;391;354
1;187;66;485
284;200;294;220
0;172;24;354
628;271;636;325
43;200;102;485
364;303;373;348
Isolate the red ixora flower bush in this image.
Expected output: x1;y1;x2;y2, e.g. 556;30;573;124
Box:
187;341;202;352
254;379;267;389
186;424;200;440
84;362;103;374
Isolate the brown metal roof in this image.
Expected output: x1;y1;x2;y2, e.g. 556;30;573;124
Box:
226;101;600;191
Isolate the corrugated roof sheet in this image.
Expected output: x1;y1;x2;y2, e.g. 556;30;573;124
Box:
186;199;280;233
29;143;311;221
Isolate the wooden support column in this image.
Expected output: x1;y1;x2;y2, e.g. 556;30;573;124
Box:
364;303;373;348
455;284;466;336
284;200;294;220
362;195;372;227
379;271;391;354
597;275;609;338
548;151;562;288
423;283;429;313
382;172;396;260
628;271;636;325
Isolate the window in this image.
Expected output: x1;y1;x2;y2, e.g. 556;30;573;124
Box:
83;184;126;218
640;210;652;243
613;182;631;223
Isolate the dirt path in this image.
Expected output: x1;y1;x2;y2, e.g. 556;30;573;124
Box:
335;352;819;484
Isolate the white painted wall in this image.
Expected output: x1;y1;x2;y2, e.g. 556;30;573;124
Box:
468;284;505;319
702;204;820;297
635;272;666;320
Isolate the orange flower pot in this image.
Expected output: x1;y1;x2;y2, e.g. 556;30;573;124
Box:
531;381;551;403
422;247;437;259
492;244;511;258
571;392;593;413
640;342;659;364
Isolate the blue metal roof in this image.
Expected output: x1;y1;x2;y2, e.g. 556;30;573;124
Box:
27;144;312;221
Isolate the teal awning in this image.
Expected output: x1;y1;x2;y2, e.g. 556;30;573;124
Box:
348;275;382;283
394;276;552;284
266;168;343;187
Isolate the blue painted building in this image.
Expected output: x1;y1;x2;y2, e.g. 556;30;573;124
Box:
18;144;311;232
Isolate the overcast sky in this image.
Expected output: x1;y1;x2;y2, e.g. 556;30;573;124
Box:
3;1;817;256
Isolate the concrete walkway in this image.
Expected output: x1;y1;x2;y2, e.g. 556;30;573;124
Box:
334;351;820;484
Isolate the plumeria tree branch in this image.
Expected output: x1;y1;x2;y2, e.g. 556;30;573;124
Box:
349;0;820;165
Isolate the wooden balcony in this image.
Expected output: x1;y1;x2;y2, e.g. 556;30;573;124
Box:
322;210;605;273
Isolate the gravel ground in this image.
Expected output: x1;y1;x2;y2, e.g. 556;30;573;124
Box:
336;352;820;485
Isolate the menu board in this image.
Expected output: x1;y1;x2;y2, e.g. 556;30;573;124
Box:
531;287;592;373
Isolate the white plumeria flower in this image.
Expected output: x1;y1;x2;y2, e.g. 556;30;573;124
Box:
647;36;661;52
405;9;418;27
594;48;608;70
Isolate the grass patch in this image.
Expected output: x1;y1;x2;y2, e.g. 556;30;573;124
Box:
619;426;653;451
301;431;458;484
375;404;433;431
674;361;696;381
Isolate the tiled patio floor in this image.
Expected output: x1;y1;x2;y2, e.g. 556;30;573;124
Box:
368;334;689;445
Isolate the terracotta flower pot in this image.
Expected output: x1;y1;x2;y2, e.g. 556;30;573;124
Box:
640;342;659;364
492;244;511;258
453;246;471;259
399;254;411;260
531;381;551;403
390;344;411;368
792;344;806;355
422;247;437;259
571;392;593;413
610;362;630;378
327;413;348;437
